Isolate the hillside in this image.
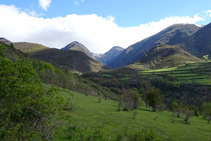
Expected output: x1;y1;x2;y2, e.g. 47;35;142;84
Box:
108;24;200;68
0;42;116;98
0;37;12;45
8;40;111;73
184;22;211;58
61;41;94;59
53;87;211;141
13;42;49;53
135;44;202;69
29;48;112;73
93;46;124;65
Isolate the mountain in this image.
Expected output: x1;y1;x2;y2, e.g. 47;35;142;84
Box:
135;44;202;69
184;23;211;58
13;42;49;53
8;40;111;73
93;46;124;65
61;41;94;58
30;48;111;73
108;24;201;68
0;37;12;45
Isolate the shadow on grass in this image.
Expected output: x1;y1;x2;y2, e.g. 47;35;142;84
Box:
139;108;153;112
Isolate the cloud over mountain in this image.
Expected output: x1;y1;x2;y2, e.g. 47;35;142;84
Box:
0;4;205;53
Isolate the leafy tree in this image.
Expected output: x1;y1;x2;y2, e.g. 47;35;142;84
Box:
145;87;163;112
0;44;66;140
9;43;14;48
170;101;183;118
120;88;141;111
202;55;209;62
182;105;193;124
202;102;211;123
191;105;199;116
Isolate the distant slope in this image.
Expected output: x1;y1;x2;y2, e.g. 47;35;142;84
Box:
184;22;211;58
135;44;202;69
10;40;111;73
93;46;124;65
0;37;12;45
29;48;112;73
108;24;200;68
61;41;94;58
13;42;49;53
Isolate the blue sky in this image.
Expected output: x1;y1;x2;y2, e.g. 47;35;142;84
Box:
0;0;211;53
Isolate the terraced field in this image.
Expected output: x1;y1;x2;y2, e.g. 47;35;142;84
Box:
139;62;211;85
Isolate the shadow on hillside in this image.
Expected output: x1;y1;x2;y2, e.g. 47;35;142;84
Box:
29;48;111;73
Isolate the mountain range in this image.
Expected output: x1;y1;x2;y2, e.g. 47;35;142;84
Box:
108;24;201;68
1;22;211;72
0;39;112;73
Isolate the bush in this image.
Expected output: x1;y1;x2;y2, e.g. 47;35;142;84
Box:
0;44;66;140
202;102;211;123
146;87;163;112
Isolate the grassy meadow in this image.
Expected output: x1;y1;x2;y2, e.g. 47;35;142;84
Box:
139;62;211;85
42;84;211;141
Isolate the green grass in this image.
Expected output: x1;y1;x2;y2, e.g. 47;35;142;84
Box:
101;74;113;77
47;84;211;141
139;62;211;85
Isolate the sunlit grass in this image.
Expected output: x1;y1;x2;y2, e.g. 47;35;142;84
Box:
47;85;211;141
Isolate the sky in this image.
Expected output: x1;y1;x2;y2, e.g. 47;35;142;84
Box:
0;0;211;53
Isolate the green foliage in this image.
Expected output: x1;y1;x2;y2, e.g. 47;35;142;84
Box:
146;87;163;112
0;43;7;56
202;55;209;62
190;105;199;116
120;89;141;111
170;101;183;118
9;43;14;48
0;44;66;140
127;128;162;141
202;102;211;123
52;88;211;140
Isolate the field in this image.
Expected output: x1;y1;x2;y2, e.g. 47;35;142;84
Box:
43;84;211;141
138;62;211;85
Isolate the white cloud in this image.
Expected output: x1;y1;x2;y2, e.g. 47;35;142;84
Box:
207;10;211;17
0;4;205;53
74;0;85;5
39;0;51;11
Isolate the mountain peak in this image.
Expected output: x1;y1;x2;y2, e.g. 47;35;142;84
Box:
93;46;124;65
61;41;93;58
0;37;12;45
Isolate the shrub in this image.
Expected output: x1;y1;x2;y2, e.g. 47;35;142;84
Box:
202;102;211;123
0;44;66;140
146;87;163;112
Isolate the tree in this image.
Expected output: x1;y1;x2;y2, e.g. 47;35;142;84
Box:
170;101;183;118
182;105;193;124
0;44;66;140
202;55;209;62
202;102;211;123
120;88;141;111
9;43;14;48
146;87;163;112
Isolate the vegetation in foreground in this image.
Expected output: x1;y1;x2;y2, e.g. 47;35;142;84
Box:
1;43;211;140
53;85;211;141
0;44;66;140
